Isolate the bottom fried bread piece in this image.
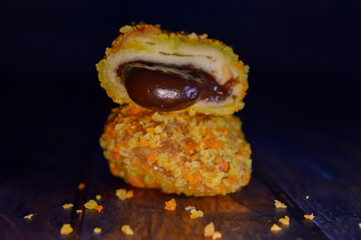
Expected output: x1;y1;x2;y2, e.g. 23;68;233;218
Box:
100;104;252;196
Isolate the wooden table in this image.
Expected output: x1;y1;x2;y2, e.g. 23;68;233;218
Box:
1;94;360;240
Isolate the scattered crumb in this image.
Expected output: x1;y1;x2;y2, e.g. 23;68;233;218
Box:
78;183;85;190
279;215;290;225
95;205;103;212
359;223;361;228
84;199;103;212
164;198;177;211
190;209;204;219
62;203;74;209
84;199;98;209
204;222;214;237
115;189;134;200
204;222;222;239
121;225;134;235
96;195;102;201
306;195;309;199
185;206;196;211
304;213;314;220
270;223;282;232
94;227;102;234
76;209;83;214
24;214;33;220
274;200;287;209
60;224;73;235
212;231;222;240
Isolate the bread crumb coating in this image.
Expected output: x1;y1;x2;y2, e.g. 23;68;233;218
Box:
164;198;177;210
100;105;252;196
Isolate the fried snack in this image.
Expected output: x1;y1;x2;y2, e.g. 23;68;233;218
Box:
100;105;252;197
96;24;249;115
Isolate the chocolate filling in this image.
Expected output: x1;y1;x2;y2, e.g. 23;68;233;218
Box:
117;61;234;112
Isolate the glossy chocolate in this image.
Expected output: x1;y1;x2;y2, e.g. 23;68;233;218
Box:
118;62;233;112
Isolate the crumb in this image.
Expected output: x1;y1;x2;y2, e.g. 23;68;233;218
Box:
279;215;290;225
121;225;134;235
95;205;103;212
185;206;196;211
24;214;33;220
164;198;177;210
304;213;314;220
212;231;222;240
274;200;287;209
204;222;222;239
94;227;102;234
204;222;215;237
270;223;282;232
116;189;133;200
78;183;85;190
96;195;102;201
359;223;361;228
190;209;203;219
306;195;309;199
84;199;98;209
84;199;103;212
62;203;74;209
60;224;73;235
76;209;82;214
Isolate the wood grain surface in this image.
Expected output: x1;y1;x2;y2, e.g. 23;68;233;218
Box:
1;123;360;240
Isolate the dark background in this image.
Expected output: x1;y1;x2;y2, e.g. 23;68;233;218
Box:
1;0;360;177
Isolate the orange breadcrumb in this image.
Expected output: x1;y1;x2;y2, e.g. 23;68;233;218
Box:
121;225;134;235
185;173;200;184
116;188;134;200
146;155;156;163
274;200;287;209
279;215;290;225
304;213;314;220
219;162;229;172
270;223;282;232
164;198;177;210
60;224;73;235
139;139;148;147
78;183;85;190
95;205;103;212
127;105;142;115
146;126;155;133
127;175;145;188
24;214;33;220
94;227;102;234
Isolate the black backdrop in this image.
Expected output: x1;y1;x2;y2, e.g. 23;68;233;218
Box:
1;0;360;176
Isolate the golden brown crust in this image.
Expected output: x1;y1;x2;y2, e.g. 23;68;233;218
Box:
100;105;252;196
96;24;249;115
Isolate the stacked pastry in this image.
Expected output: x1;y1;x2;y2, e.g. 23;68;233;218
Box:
97;24;251;196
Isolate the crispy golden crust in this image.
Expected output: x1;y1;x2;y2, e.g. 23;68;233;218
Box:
99;105;252;196
96;24;249;115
